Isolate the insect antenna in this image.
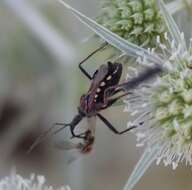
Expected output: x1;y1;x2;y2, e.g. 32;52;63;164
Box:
27;123;69;154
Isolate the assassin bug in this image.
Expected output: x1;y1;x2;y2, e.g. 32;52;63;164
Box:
28;43;162;154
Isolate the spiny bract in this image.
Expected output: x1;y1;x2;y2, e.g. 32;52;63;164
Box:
97;0;166;47
0;172;71;190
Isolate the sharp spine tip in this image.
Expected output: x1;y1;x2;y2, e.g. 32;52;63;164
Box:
59;0;71;9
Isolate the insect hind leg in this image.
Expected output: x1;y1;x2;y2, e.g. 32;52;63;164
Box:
97;113;138;135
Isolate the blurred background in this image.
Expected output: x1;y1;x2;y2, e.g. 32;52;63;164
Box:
0;0;192;189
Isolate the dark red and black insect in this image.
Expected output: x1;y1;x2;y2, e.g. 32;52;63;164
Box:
28;43;162;154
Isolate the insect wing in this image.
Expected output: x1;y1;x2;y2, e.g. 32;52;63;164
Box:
122;65;162;91
91;64;108;87
54;140;80;150
54;140;84;164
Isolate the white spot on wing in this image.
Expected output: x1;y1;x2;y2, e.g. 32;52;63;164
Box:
113;68;118;74
100;82;105;87
106;75;112;80
96;88;101;93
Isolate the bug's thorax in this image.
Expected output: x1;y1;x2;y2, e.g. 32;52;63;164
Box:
79;62;122;116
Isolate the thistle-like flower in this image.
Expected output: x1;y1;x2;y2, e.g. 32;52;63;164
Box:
97;0;166;47
97;1;192;168
0;172;70;190
124;32;192;169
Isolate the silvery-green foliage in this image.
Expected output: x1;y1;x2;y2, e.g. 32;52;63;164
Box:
97;0;166;47
0;172;70;190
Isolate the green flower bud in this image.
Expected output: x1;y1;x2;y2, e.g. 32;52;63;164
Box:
131;13;143;25
121;7;132;18
182;89;192;103
169;99;183;116
128;1;143;12
163;127;176;138
158;91;172;104
144;9;155;21
155;107;170;121
97;0;166;47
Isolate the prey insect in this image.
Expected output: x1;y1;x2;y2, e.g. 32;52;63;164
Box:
28;43;162;154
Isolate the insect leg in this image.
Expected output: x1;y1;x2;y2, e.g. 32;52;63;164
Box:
97;113;137;135
53;117;86;139
63;114;85;139
105;91;130;107
79;42;108;79
101;85;129;109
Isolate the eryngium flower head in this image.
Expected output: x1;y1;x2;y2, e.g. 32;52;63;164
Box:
124;34;192;169
97;0;166;47
0;172;71;190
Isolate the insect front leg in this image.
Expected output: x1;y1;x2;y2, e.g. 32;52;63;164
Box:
53;114;85;139
79;42;107;80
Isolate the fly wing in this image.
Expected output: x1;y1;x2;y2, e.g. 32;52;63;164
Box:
54;140;81;150
54;140;84;164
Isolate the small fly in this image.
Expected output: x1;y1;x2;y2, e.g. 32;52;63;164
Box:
28;43;162;154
